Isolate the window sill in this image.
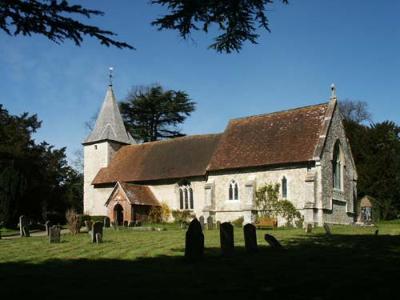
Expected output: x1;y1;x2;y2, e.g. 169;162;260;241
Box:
225;199;240;203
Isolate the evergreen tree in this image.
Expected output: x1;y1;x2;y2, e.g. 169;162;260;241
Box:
120;85;196;142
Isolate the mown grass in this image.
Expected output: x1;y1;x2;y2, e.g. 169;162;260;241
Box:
1;223;399;299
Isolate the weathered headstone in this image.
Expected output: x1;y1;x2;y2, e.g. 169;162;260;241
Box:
207;216;214;230
374;229;379;236
45;221;52;236
104;217;110;228
22;226;30;237
243;223;258;253
123;220;128;227
264;234;283;249
49;225;61;243
84;220;93;232
323;223;331;236
184;218;204;261
199;216;205;231
220;222;234;256
216;221;221;230
19;215;29;237
91;222;103;243
95;232;102;244
305;223;313;234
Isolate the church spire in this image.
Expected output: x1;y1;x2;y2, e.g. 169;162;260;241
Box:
83;84;135;145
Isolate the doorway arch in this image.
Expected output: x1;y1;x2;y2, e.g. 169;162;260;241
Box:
114;204;124;225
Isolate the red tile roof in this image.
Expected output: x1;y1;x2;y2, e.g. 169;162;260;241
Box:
119;182;160;206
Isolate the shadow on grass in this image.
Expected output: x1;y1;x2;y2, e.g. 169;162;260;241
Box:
1;234;399;299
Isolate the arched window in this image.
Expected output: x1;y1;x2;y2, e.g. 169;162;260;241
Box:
179;181;194;210
333;141;343;190
282;176;288;199
229;180;239;200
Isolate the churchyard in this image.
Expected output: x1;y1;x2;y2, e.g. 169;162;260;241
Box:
1;221;400;299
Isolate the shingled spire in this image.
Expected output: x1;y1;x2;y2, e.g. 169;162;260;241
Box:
83;86;135;145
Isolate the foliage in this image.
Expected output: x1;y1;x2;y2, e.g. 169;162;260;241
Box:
90;215;107;223
255;183;302;226
232;216;244;227
0;104;83;226
160;202;171;222
152;0;289;53
0;0;133;49
339;99;372;124
171;209;194;224
148;206;163;223
120;85;196;142
65;209;80;235
343;118;400;219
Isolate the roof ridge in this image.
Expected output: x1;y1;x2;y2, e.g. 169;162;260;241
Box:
229;101;329;123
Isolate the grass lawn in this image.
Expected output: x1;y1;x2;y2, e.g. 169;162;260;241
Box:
1;223;399;299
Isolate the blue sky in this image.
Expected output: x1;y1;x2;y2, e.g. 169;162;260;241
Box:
1;0;399;163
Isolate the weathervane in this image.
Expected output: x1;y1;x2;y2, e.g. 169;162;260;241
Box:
109;67;114;86
330;83;336;99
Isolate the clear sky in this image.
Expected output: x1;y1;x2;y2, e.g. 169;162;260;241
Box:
1;0;399;162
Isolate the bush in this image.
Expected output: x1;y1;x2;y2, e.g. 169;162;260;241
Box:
65;209;81;235
160;202;171;222
171;210;195;224
232;216;244;227
148;206;163;223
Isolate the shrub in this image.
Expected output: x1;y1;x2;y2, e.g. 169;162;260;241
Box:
65;209;81;235
90;215;107;223
232;216;244;227
148;206;163;223
160;202;171;222
171;210;195;224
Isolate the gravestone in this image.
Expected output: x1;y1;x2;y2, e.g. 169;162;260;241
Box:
184;218;204;261
49;225;61;243
22;226;30;237
264;234;283;249
95;232;102;244
91;222;103;243
45;221;52;236
207;216;214;230
19;215;29;237
84;220;93;232
199;216;205;231
111;221;117;229
216;221;221;230
375;229;379;236
104;217;110;228
220;222;234;256
243;223;258;253
305;223;313;234
123;221;128;227
323;223;331;236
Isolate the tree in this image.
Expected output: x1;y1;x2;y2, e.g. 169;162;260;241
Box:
0;104;83;225
339;99;372;124
0;0;133;49
152;0;289;53
120;85;196;142
1;0;289;53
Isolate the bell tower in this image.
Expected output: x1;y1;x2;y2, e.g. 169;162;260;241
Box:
82;78;135;215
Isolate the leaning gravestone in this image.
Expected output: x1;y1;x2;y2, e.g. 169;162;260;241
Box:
185;218;204;261
220;222;234;256
19;215;29;237
91;222;103;243
207;216;214;230
49;225;61;243
243;223;258;253
199;216;205;231
305;223;313;234
104;217;110;228
45;221;52;236
323;223;331;236
264;234;283;249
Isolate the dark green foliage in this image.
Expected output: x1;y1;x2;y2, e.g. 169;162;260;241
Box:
0;104;83;226
120;85;196;142
344;119;400;219
152;0;289;53
0;0;133;49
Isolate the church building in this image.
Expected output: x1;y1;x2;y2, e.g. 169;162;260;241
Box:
83;84;357;226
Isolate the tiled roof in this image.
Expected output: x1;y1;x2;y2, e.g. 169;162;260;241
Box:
207;103;329;171
119;182;160;206
92;134;221;184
